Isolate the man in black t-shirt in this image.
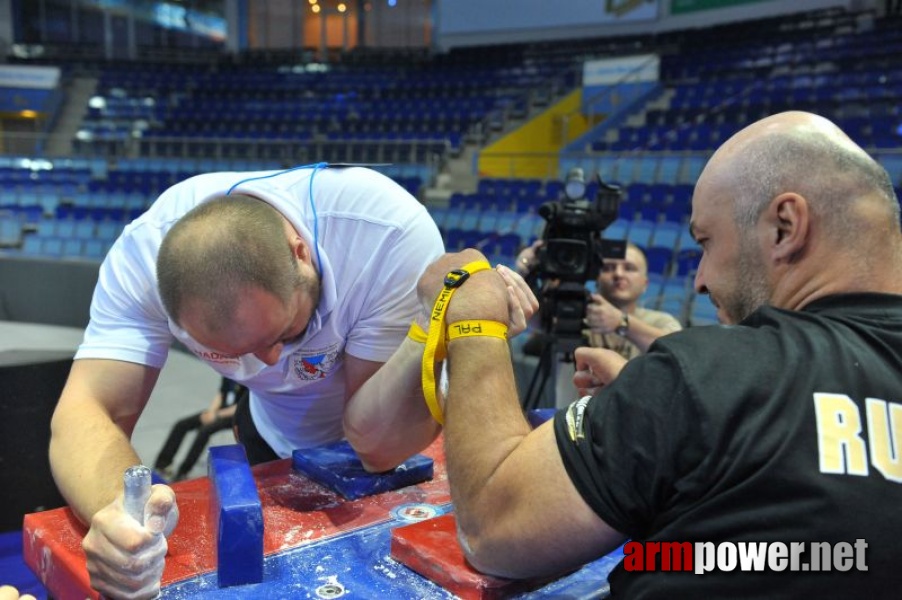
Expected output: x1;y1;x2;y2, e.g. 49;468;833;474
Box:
418;111;902;597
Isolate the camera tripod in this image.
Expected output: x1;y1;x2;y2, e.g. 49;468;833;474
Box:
521;331;584;411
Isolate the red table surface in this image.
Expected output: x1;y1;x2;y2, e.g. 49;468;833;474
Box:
23;438;452;600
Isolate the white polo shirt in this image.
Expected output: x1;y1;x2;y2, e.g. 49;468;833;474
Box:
77;165;445;456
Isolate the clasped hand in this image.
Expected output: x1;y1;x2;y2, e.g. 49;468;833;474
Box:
82;484;179;600
417;249;539;335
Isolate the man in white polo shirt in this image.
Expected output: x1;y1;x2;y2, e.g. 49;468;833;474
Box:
48;164;536;599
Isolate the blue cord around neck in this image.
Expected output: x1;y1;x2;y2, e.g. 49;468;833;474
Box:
226;162;328;277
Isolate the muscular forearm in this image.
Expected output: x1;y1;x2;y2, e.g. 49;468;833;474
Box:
446;336;614;579
343;337;441;472
444;337;534;566
49;398;143;525
48;359;158;524
416;252;614;578
624;317;673;353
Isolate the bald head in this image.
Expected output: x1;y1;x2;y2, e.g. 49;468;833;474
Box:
157;194;305;329
690;112;902;320
700;111;899;239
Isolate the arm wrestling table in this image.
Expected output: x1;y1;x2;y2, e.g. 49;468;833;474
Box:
22;437;624;599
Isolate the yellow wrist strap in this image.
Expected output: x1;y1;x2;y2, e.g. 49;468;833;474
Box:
447;320;508;342
409;320;447;360
407;321;428;344
421;260;493;425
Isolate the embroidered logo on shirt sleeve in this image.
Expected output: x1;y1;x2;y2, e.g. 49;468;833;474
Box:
565;395;593;442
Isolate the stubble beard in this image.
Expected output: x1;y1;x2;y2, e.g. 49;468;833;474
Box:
721;236;770;324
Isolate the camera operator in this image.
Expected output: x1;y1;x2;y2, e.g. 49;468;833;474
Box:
516;240;682;407
584;242;682;360
515;240;681;358
513;169;619;408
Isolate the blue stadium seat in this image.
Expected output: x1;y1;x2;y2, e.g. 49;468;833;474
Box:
638;202;660;222
55;220;76;238
657;157;681;184
83;239;108;260
645;272;665;304
647;184;670;205
644;246;673;276
637;156;659;182
617;199;637;222
461;229;490;252
652;221;682;249
662;204;691;228
441;206;463;231
427;206;451;229
74;221;96;239
41;237;65;257
21;235;41;256
477;210;502;233
676;229;699;253
657;276;693;322
490;212;520;235
514;213;545;242
690;293;719;326
659;294;688;323
0;216;22;247
627;220;656;248
675;247;702;277
62;238;83;257
444;228;465;250
458;208;481;231
679;156;708;184
627;183;648;204
35;221;56;237
603;218;630;242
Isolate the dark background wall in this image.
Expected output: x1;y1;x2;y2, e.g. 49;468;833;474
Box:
0;257;97;327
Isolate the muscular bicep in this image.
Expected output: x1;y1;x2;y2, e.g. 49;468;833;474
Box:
50;358;162;522
55;358;161;436
465;421;627;578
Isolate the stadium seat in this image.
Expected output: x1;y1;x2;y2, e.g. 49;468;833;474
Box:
651;221;682;249
627;220;656;248
690;293;719;326
675;247;702;277
644;246;674;276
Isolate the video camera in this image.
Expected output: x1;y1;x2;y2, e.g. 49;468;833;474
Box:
533;168;625;348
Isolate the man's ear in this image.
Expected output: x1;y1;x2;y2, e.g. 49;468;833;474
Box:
290;235;313;265
768;192;809;263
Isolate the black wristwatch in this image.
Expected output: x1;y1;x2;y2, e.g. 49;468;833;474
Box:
615;312;630;337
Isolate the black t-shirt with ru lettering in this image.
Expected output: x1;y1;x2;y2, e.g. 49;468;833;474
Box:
554;293;902;598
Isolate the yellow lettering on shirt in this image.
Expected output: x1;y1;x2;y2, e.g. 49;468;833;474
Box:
865;398;902;483
813;393;869;476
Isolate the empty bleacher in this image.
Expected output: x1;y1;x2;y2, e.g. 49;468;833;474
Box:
0;155;428;264
3;6;901;329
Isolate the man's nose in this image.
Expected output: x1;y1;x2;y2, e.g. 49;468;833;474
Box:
694;265;708;295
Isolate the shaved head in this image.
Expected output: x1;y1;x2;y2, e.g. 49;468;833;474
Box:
157;194;306;329
702;111;899;239
690;111;902;322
